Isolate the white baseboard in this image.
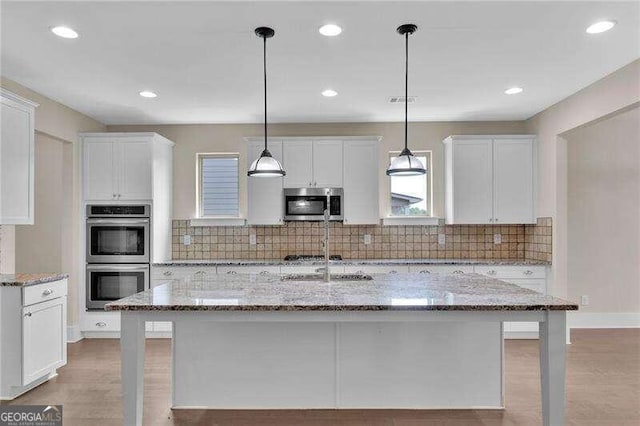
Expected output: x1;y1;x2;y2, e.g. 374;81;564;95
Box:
82;331;172;339
568;312;640;329
67;325;83;343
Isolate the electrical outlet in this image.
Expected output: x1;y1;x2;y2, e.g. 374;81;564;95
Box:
493;233;502;245
249;234;257;245
438;234;446;245
581;295;589;306
182;234;191;246
363;234;372;245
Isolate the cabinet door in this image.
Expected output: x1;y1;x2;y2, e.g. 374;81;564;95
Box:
493;138;535;224
247;140;284;225
343;140;379;224
117;139;152;200
83;139;116;200
451;139;493;224
1;97;34;224
282;140;313;188
313;140;343;187
22;297;67;385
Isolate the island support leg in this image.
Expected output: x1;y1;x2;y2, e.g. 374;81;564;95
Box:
121;312;145;426
539;311;567;426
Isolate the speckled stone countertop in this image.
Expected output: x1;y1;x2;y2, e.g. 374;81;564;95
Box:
105;273;576;312
153;259;551;267
0;273;69;287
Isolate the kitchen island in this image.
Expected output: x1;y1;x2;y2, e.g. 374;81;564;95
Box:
106;272;577;426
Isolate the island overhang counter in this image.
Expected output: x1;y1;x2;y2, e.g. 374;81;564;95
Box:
106;272;577;426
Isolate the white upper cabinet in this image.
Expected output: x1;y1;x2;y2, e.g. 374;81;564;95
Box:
343;139;379;224
313;140;343;187
247;139;284;225
82;134;170;201
1;89;38;225
282;139;343;188
282;140;313;187
444;135;536;224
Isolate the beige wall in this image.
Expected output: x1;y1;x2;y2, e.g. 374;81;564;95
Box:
1;77;106;327
525;59;640;314
565;107;640;313
108;121;526;219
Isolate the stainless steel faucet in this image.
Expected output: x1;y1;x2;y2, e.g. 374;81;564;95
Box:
322;208;330;282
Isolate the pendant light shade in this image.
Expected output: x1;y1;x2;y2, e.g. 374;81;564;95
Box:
386;24;426;177
248;27;286;177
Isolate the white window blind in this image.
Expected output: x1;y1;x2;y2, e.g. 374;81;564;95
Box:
199;155;239;217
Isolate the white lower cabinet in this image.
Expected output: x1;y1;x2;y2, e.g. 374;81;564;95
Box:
217;265;280;275
1;279;67;400
408;265;474;274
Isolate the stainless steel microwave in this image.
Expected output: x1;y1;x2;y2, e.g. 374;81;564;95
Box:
283;188;343;221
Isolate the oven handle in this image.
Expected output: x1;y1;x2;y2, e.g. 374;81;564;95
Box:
86;265;149;271
87;219;150;225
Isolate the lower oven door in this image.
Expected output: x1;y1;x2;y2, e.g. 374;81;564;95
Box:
86;264;149;310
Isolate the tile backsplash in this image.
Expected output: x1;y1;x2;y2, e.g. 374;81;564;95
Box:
172;217;552;262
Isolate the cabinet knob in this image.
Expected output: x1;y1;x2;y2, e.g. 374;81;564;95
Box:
96;322;106;327
487;270;497;275
419;270;431;274
495;218;499;222
42;288;53;296
489;218;493;222
227;270;237;275
24;312;32;317
259;270;270;275
453;270;464;274
113;194;117;199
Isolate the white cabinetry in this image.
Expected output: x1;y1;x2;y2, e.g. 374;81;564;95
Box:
82;135;154;201
343;139;379;224
444;135;536;224
283;139;344;188
247;139;284;225
1;279;67;399
1;89;38;225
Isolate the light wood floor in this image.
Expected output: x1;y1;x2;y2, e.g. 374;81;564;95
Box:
2;329;639;425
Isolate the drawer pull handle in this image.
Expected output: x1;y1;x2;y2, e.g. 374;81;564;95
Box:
227;270;237;275
96;322;107;327
355;270;364;274
259;271;270;275
523;270;533;275
195;270;206;275
419;270;431;274
453;270;464;274
487;270;497;275
24;312;32;317
163;271;173;276
389;270;398;274
42;288;53;296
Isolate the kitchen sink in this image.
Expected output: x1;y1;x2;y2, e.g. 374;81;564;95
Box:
281;273;373;282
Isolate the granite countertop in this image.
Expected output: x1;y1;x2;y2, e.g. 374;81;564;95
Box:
105;272;577;312
0;273;69;287
153;259;551;267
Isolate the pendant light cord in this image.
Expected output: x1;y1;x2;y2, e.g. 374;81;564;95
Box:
263;35;268;151
404;31;409;152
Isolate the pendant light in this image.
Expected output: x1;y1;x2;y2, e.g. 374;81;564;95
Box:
386;24;426;177
248;27;286;177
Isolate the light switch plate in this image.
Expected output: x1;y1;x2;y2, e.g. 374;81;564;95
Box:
581;295;589;306
363;234;372;245
493;234;502;245
250;234;257;245
182;234;191;245
438;234;446;245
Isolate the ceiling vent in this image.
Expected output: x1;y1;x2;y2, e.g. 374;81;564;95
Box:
388;96;417;104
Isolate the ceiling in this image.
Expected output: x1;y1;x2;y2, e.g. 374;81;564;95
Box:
1;1;638;125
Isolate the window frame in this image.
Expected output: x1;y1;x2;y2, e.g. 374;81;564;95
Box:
387;150;433;217
196;152;241;219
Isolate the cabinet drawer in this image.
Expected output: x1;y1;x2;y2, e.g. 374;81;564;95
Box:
82;312;121;332
344;265;409;274
152;266;215;280
473;265;546;279
408;265;474;274
23;279;67;307
217;265;281;275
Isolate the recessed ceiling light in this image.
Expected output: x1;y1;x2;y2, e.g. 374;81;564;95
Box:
504;87;523;95
139;91;157;98
321;89;338;97
586;20;616;34
51;26;78;39
319;24;342;37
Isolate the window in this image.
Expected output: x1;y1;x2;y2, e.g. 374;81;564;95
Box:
389;151;432;216
197;154;239;217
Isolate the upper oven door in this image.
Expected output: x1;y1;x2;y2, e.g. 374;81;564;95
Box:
86;218;150;263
